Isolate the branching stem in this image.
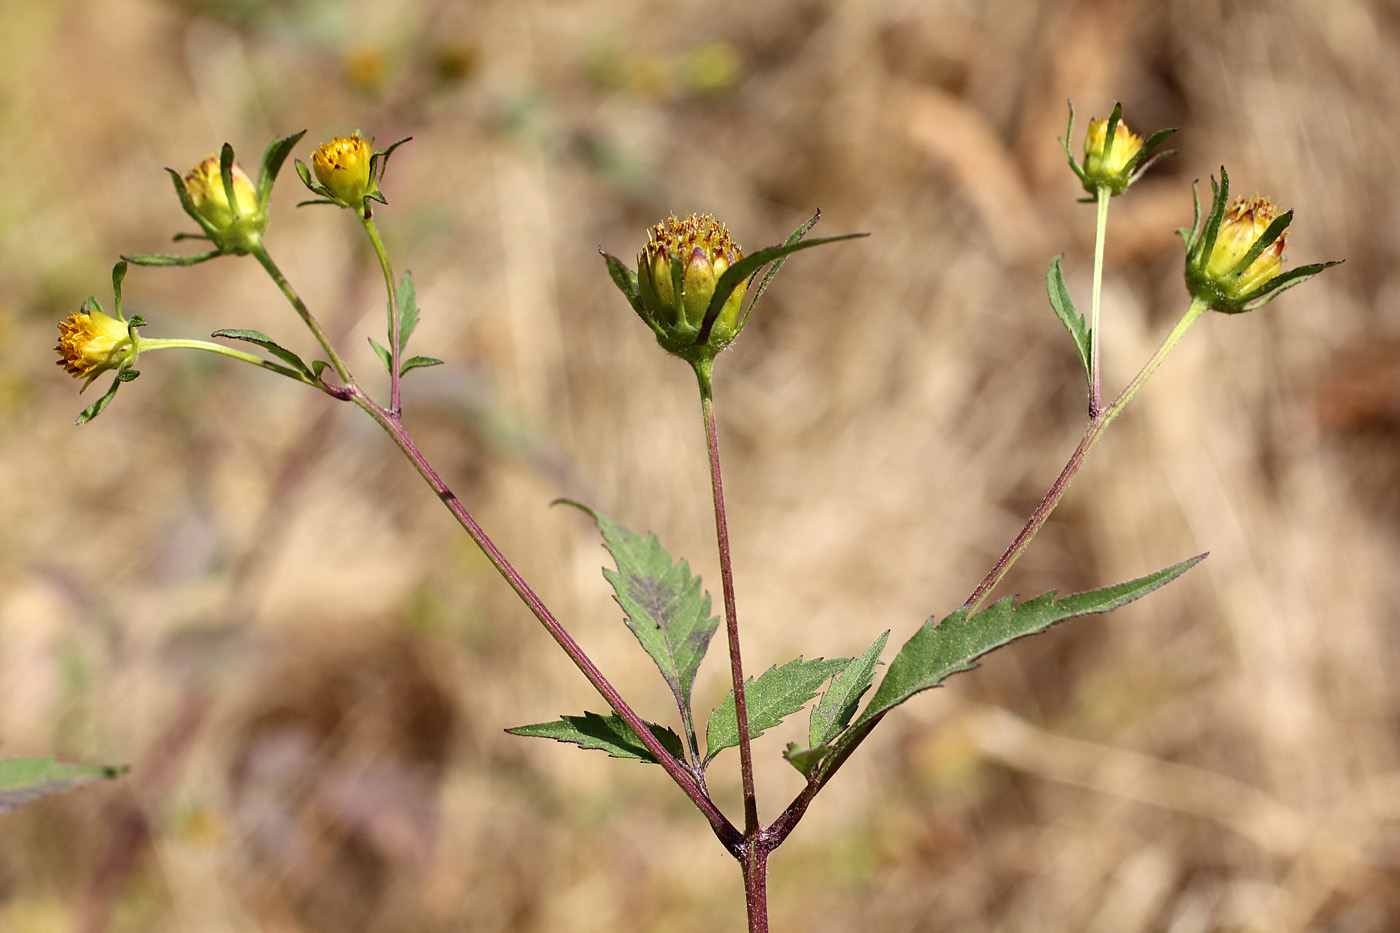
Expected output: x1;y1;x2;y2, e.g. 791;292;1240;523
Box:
767;296;1210;848
251;244;740;852
251;245;353;383
962;295;1207;613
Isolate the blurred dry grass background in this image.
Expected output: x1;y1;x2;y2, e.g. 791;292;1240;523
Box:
1;0;1396;929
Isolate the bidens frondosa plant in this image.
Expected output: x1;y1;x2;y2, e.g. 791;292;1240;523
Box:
46;107;1339;932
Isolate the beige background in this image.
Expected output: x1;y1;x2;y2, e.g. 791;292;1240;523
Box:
1;0;1395;929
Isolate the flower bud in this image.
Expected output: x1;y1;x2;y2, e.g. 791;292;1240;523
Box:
1179;168;1340;314
1062;103;1174;198
311;133;376;209
1083;117;1143;189
182;155;266;253
55;306;136;388
637;213;749;339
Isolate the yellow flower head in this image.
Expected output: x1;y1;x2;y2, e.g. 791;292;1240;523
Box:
637;213;749;334
183;155;261;233
311;134;375;208
1084;117;1144;180
55;307;135;387
1204;196;1286;298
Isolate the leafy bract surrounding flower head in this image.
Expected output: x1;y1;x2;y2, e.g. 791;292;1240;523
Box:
1180;167;1341;314
639;213;749;337
296;133;410;215
599;211;866;373
1063;102;1175;198
55;305;135;389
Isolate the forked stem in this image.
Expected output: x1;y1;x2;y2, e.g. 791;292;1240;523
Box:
251;244;353;383
251;244;740;852
768;296;1211;851
962;295;1208;613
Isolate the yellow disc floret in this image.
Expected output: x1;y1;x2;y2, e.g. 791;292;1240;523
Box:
637;213;748;335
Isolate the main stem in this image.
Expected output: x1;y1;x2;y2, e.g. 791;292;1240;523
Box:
695;361;767;931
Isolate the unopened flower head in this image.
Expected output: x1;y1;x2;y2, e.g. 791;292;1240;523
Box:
1063;103;1175;198
1206;197;1285;296
312;133;375;209
1180;168;1340;314
637;213;749;339
1084;117;1143;181
182;155;266;253
55;305;136;388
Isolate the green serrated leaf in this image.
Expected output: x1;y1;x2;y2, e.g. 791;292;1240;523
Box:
368;337;392;372
705;656;851;765
561;502;718;732
1047;256;1091;386
783;742;831;779
400;356;444;376
853;556;1205;729
396;271;419;349
506;712;685;764
211;328;315;378
810;630;889;747
0;758;127;814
